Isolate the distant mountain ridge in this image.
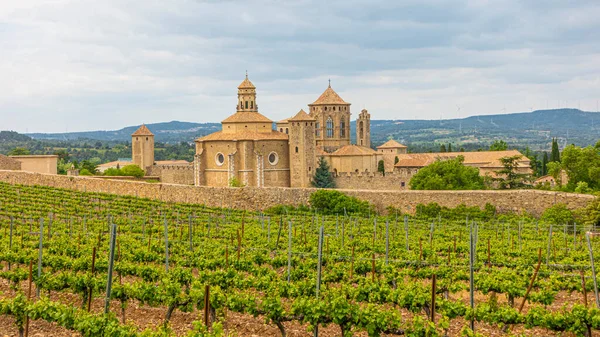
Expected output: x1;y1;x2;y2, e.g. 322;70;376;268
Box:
23;109;600;149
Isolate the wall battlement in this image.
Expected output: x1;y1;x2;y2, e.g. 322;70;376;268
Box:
0;170;594;216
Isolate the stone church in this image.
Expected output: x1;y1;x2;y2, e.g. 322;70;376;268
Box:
192;75;383;188
130;74;403;188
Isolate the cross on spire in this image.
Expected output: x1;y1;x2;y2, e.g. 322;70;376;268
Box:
328;78;331;88
245;70;248;79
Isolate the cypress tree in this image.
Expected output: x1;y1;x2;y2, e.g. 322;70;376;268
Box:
542;152;548;175
447;143;452;152
440;144;447;152
550;138;561;162
312;157;335;188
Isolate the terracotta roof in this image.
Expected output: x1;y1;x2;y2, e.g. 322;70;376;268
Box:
289;109;316;121
394;150;530;168
377;139;407;149
196;130;288;142
310;85;349;105
276;118;290;124
132;124;154;136
222;111;272;123
330;145;377;156
316;146;328;156
238;75;256;89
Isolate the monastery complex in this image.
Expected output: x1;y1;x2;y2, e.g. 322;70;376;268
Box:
127;75;532;190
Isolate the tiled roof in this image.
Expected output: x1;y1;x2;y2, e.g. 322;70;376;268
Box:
196;130;289;142
330;145;377;156
310;85;349;105
377;139;407;149
289;109;316;121
238;75;256;89
222;111;272;123
132;124;154;136
394;150;530;168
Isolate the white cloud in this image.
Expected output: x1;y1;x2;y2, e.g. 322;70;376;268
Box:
0;0;599;132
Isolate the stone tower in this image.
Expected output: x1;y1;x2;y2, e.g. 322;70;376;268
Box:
308;82;351;152
356;109;371;148
288;109;316;188
237;72;258;112
132;124;154;173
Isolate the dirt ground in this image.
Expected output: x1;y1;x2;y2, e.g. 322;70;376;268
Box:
1;275;598;337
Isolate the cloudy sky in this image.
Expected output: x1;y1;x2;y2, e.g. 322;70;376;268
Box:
1;0;599;133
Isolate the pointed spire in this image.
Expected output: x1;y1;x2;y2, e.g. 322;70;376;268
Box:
245;70;248;79
328;78;331;88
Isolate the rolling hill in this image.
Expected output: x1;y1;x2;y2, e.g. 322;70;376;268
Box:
24;109;600;150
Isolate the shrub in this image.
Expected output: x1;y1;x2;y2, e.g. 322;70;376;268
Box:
542;204;574;225
229;177;245;187
309;190;374;215
120;165;145;178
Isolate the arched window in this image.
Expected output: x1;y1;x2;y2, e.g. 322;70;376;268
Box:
359;121;364;140
315;122;320;137
340;121;346;137
326;117;334;138
245;101;248;109
295;146;298;153
280;128;283;132
250;101;253;109
285;128;289;134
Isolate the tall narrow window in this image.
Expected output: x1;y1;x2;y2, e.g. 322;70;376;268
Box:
340;121;346;137
316;122;320;137
245;101;248;109
250;101;253;109
359;121;364;140
326;117;334;138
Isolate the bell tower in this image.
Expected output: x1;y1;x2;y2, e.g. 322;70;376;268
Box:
237;71;258;112
356;109;371;148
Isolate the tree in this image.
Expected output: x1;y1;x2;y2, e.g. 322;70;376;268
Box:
377;160;385;175
493;155;531;189
8;147;30;155
541;152;549;176
394;156;399;164
120;165;145;178
409;156;485;190
440;144;447;152
550;138;561;162
489;140;508;151
312;157;335;188
447;143;452;152
560;144;600;191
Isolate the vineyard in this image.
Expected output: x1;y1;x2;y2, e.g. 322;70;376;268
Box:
1;181;600;337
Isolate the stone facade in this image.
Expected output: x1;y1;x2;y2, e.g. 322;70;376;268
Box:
356;109;371;148
147;164;194;185
9;155;58;175
0;170;594;216
0;154;21;171
131;125;155;172
333;171;413;190
307;83;351;152
288;110;316;188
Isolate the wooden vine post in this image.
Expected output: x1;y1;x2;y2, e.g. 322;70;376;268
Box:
24;260;33;337
431;274;437;323
104;223;117;314
204;285;211;328
87;247;97;312
518;248;542;313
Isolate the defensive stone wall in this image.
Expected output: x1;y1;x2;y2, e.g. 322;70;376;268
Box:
147;164;194;185
0;155;21;171
333;170;414;190
0;170;594;216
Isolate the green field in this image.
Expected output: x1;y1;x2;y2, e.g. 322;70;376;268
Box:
0;182;599;336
